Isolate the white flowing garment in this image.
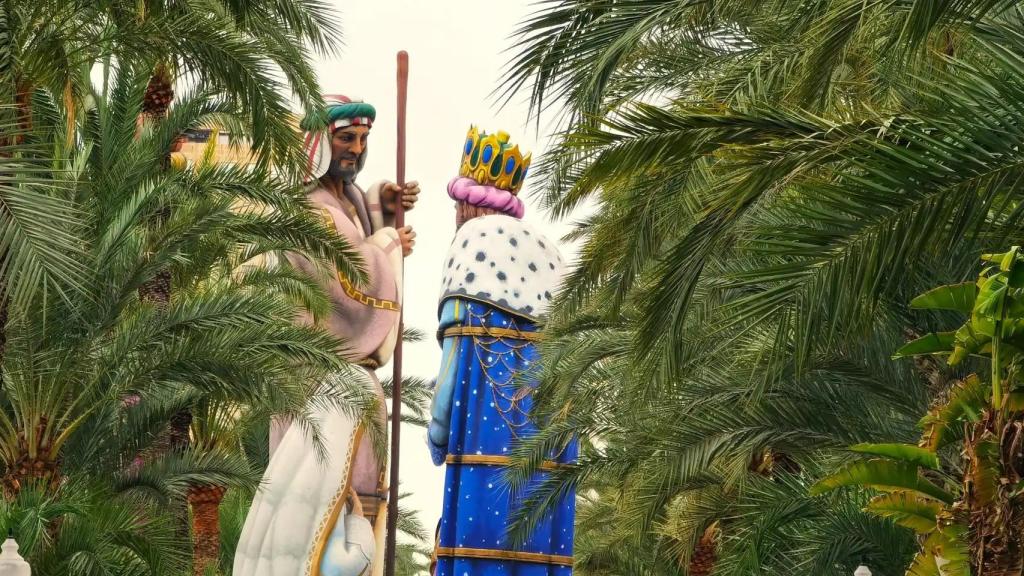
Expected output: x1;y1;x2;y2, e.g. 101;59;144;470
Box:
234;179;401;576
232;398;380;576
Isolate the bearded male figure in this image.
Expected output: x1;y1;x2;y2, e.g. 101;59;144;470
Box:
234;95;419;576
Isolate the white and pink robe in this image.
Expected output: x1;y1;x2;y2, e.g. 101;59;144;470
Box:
233;181;402;576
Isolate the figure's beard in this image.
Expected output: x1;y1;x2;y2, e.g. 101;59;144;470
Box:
327;152;366;184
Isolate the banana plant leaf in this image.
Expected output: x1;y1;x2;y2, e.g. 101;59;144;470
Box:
1000;318;1024;340
865;491;941;534
907;550;942;576
919;375;986;451
849;443;940;469
931;525;971;576
907;525;970;576
949;323;989;365
810;459;954;504
893;332;955;358
969;436;1000;509
973;273;1007;318
982;247;1020;270
910;282;977;313
1007;391;1024;411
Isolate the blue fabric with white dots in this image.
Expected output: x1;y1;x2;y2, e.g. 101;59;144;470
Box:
434;298;576;576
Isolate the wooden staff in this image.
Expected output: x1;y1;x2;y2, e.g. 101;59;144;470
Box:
384;49;408;576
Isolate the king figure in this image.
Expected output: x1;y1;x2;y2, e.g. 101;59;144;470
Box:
234;95;419;576
427;128;577;575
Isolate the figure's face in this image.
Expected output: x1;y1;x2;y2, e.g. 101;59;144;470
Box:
328;125;369;182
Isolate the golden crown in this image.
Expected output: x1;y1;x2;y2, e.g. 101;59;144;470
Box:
459;126;532;195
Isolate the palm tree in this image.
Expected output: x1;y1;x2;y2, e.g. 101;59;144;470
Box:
508;298;927;574
392;491;432;576
3;0;342;308
120;0;342;480
501;1;1024;573
0;63;374;573
815;249;1024;573
186;399;257;576
0;12;344;504
2;0;339;169
0;0;341;389
3;479;189;575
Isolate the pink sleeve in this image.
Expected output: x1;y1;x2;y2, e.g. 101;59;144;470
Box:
288;203;402;366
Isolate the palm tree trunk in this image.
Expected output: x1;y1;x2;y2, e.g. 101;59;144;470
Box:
2;418;59;497
189;484;227;576
688;523;719;576
142;63;174;120
14;78;32;144
969;413;1024;575
138;59;175;312
137;61;200;553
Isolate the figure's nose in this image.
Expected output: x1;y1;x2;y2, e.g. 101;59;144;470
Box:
350;140;364;155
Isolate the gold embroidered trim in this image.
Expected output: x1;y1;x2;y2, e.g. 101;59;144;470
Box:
356;358;380;369
337;274;400;311
430;521;441;575
304;425;363;576
445;454;570;471
435;546;573;567
319;208;400;312
441;326;542;341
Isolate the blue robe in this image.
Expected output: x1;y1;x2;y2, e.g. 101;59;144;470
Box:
429;296;576;576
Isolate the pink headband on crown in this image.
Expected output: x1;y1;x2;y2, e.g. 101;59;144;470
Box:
448;177;525;219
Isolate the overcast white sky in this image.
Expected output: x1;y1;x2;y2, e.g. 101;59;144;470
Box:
313;0;575;543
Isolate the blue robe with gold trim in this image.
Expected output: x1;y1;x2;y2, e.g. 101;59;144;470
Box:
428;215;575;575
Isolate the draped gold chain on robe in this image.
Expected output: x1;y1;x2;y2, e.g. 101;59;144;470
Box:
319;208;400;312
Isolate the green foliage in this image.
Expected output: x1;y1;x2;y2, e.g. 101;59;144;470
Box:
0;0;370;572
811;460;953;504
894;332;957;359
910;283;978;314
0;30;360;574
218;488;253;574
919;375;986;451
907;526;971;576
848;444;940;470
0;0;342;176
2;481;188;576
813;250;1024;574
864;492;941;534
500;0;1024;574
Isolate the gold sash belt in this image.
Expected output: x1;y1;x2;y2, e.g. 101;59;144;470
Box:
435;546;573;567
440;326;542;341
445;454;571;471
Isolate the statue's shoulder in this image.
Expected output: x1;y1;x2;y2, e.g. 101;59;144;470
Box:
305;185;334;206
440;215;564;320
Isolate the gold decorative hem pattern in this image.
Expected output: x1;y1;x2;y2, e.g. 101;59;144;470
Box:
319;208;400;312
435;546;572;567
444;454;571;471
440;325;542;341
337;274;400;311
